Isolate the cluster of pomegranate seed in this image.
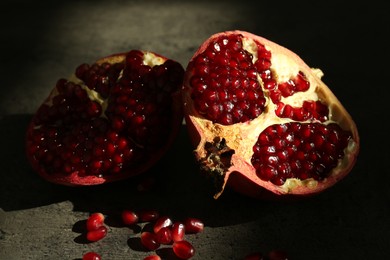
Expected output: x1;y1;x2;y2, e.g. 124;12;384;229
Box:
78;209;203;260
85;212;108;242
190;34;266;125
124;209;202;259
251;122;352;185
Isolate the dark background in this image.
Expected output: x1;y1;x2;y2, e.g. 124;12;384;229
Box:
0;0;389;259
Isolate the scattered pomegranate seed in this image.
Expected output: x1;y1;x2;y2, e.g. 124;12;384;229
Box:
138;210;160;222
173;240;195;259
86;225;108;242
82;251;101;260
121;210;139;225
184;217;204;234
171;222;186;242
143;255;161;260
155;227;172;245
153;216;173;233
140;231;161;251
86;212;105;231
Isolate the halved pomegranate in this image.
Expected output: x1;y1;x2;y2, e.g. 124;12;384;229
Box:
26;50;184;185
182;30;360;198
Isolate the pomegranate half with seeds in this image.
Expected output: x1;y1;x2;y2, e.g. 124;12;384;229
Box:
26;50;184;185
182;31;360;198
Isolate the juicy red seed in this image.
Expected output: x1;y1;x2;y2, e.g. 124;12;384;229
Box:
184;217;204;234
144;255;161;260
141;231;160;251
138;210;160;222
190;33;266;125
171;222;186;242
86;213;105;231
86;226;108;242
153;216;173;233
252;122;352;185
82;251;101;260
155;227;172;244
121;210;139;225
173;240;195;259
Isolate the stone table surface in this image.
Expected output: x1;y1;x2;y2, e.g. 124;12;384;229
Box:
0;0;389;259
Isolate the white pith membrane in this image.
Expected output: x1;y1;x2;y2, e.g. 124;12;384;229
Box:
183;32;359;198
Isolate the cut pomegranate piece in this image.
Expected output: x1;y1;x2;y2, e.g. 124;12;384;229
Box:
26;50;184;186
182;30;360;198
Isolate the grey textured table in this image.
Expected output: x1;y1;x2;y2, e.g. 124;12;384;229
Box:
1;1;389;259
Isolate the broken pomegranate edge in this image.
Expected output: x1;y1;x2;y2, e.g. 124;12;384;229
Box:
26;50;184;186
182;30;360;199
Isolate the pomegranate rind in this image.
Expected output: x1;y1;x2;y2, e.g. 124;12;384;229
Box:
26;51;184;186
182;30;360;198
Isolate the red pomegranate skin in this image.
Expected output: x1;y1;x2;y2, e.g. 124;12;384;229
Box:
182;30;360;199
26;50;184;186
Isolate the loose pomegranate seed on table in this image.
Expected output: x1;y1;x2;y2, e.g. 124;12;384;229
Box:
153;215;173;233
141;231;161;251
173;240;195;259
183;217;204;234
121;209;139;225
86;212;105;231
86;225;108;242
182;30;360;198
82;251;101;260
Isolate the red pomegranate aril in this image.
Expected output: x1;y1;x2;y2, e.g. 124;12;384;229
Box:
173;240;195;259
86;225;108;242
138;210;160;223
141;231;160;251
171;222;186;242
86;212;105;231
183;30;359;198
155;227;172;244
153;216;173;233
122;210;139;225
184;218;204;234
144;255;161;260
82;251;101;260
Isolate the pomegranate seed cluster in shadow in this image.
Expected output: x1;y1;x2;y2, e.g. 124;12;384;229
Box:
26;50;184;180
